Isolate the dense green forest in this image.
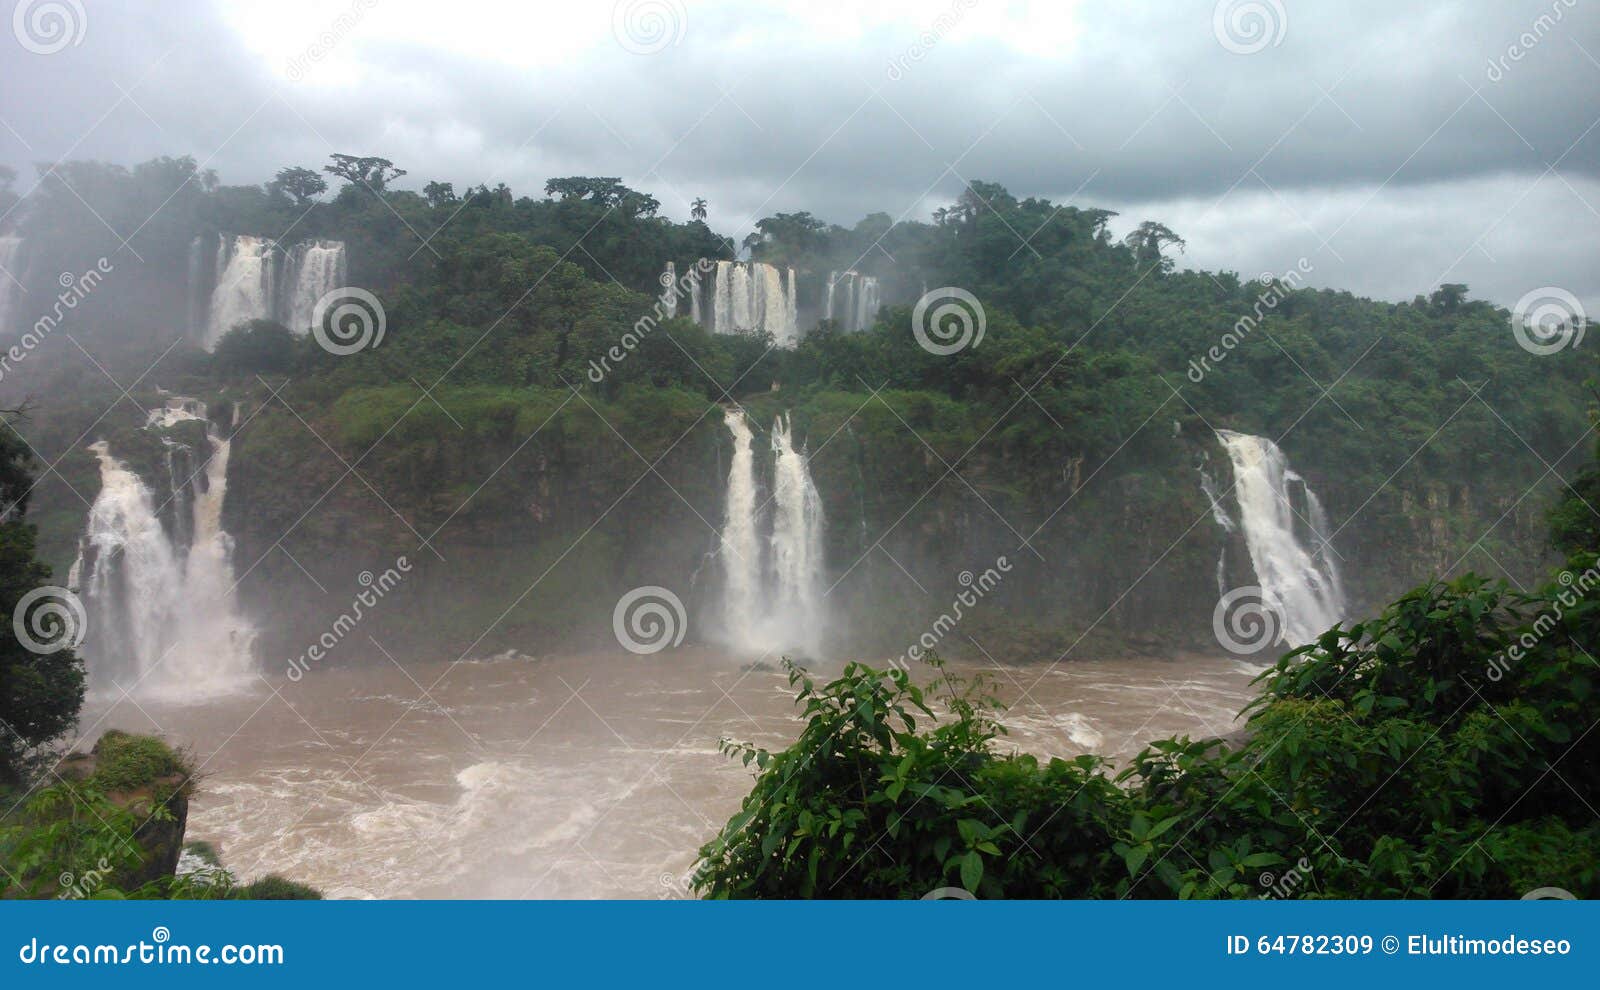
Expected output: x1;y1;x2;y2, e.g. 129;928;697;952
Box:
0;154;1590;664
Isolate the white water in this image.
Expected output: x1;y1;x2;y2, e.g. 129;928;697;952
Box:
200;234;348;349
73;400;256;699
768;414;825;652
284;239;347;334
1216;430;1346;646
718;407;763;648
205;235;277;350
826;270;880;333
0;236;23;334
715;409;827;656
693;260;798;345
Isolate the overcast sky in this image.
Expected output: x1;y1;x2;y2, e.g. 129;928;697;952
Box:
2;0;1597;310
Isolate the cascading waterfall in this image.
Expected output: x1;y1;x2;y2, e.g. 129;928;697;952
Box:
205;234;277;350
825;270;880;333
769;415;825;644
715;408;827;656
199;234;348;349
679;260;799;346
72;398;256;699
1215;430;1346;646
718;407;763;647
283;239;348;333
0;236;24;335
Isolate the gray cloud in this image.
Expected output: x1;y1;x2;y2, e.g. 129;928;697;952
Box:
1;0;1596;308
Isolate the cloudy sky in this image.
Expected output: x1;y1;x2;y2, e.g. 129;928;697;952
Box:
2;0;1598;310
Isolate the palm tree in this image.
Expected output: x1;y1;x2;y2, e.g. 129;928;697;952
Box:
691;197;708;221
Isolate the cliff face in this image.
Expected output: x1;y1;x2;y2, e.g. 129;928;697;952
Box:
216;387;1566;668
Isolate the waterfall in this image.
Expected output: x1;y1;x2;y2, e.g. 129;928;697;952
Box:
825;270;880;333
72;398;256;699
0;236;24;335
715;408;827;657
205;234;276;350
198;234;348;350
689;260;800;345
283;239;347;334
660;261;678;318
719;407;763;648
1215;430;1346;646
769;414;825;645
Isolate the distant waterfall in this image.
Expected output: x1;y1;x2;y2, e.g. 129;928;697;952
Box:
825;270;880;333
205;235;277;350
198;234;348;349
72;398;256;699
1215;430;1346;646
716;408;827;656
677;260;799;346
0;236;25;335
719;408;763;646
283;239;348;333
769;415;825;634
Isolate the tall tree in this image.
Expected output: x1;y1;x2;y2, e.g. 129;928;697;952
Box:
267;166;328;207
691;197;708;221
323;154;407;191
